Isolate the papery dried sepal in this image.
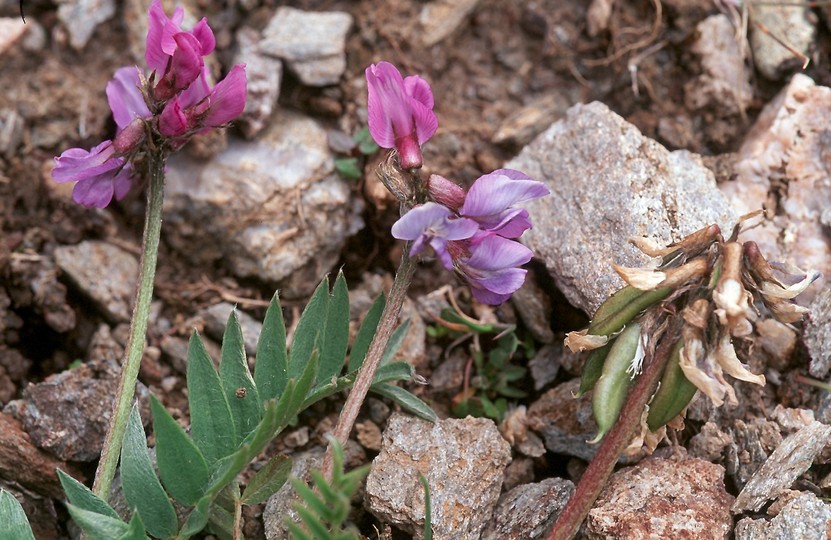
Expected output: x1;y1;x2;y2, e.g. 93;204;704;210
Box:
565;330;609;353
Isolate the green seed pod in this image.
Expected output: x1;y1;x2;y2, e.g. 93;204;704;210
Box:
590;322;643;443
646;339;698;431
588;287;671;338
576;341;613;397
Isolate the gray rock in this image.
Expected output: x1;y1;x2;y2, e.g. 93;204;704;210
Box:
234;27;283;139
198;303;262;357
0;108;25;158
263;447;323;540
493;92;573;148
54;241;138;323
749;4;816;80
526;379;597;461
164;112;364;298
56;0;116;50
720;74;830;304
732;421;831;513
586;447;734;539
365;412;511;540
418;0;481;47
260;7;352;86
726;418;783;490
507;101;736;316
685;14;753;116
7;344;147;462
688;421;733;462
481;478;574;540
511;272;555;344
735;491;831;540
527;344;562;391
805;286;831;378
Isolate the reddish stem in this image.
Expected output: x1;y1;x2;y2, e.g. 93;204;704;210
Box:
545;326;678;540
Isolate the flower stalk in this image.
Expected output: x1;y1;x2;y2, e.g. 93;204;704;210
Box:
93;150;166;499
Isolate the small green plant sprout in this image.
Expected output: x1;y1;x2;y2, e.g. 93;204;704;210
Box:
0;489;36;540
330;126;381;181
427;292;530;421
53;273;432;540
287;438;369;540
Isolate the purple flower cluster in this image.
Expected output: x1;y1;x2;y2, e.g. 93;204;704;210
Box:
52;0;247;208
392;171;549;304
366;61;548;304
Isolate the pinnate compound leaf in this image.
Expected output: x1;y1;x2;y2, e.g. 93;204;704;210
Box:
255;293;288;405
57;469;119;519
241;454;291;505
371;383;437;422
318;271;350;385
348;294;384;373
288;277;329;380
120;404;177;539
220;310;261;443
187;331;236;465
150;395;209;506
66;504;129;540
0;489;36;540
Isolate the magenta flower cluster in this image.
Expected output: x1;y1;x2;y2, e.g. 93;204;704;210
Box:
52;0;247;208
365;62;549;304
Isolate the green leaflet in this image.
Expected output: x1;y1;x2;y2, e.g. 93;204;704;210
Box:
288;277;329;380
219;310;261;443
187;331;236;465
0;489;36;540
379;319;410;368
370;383;437;422
255;292;288;406
348;293;385;373
65;504;130;540
120;405;177;539
178;497;211;539
150;395;209;506
240;454;291;505
57;469;119;520
317;272;350;385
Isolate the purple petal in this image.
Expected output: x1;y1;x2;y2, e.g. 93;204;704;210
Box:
429;237;454;270
465;235;533;272
391;202;477;241
191;17;215;55
159;98;188;137
52;141;119;183
145;0;170;71
106;67;151;131
112;165;135;201
201;65;247;127
73;175;116;208
469;266;528;295
485;208;532;238
461;171;549;220
404;75;434;109
469;286;514;305
160;13;183;56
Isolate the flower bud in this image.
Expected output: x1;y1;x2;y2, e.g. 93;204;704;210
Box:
112;118;146;154
427;174;466;210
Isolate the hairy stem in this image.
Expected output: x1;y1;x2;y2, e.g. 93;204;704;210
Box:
233;492;242;540
93;152;166;499
545;324;679;540
322;245;416;479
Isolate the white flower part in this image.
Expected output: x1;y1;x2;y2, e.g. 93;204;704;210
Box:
760;269;821;299
564;330;609;353
715;332;765;386
678;342;729;407
629;236;671;258
613;264;667;291
713;278;748;318
626;331;647;378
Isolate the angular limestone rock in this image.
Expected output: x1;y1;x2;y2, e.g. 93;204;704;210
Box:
366;413;511;540
507;101;736;315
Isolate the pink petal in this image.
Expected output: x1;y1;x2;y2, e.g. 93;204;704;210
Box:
159;98;188;137
192;18;216;55
410;97;437;145
366;62;412;148
404;75;434;108
112;165;135;201
201;64;247;127
145;0;170;71
178;66;211;108
52;141;118;183
107;67;151;131
170;32;204;91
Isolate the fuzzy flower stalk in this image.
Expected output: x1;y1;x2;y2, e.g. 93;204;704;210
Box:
549;217;819;540
324;61;548;478
51;0;246;499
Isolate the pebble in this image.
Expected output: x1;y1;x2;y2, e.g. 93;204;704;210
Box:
507;101;736;316
805;286;831;378
197;302;262;357
163;112;364;298
53;241;138;323
56;0;117;50
481;478;574;540
732;420;831;513
526;379;597;462
749;3;816;80
735;491;831;540
527;343;562;391
721;74;831;303
260;7;352;86
365;412;511;540
234;27;283;139
0;18;27;57
586;447;734;539
418;0;481;47
493;92;573;148
511;272;555;344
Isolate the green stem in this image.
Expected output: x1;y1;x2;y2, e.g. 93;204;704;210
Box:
93;152;166;499
545;321;680;540
322;245;416;480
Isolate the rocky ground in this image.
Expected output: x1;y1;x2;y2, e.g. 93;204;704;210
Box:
2;0;831;538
